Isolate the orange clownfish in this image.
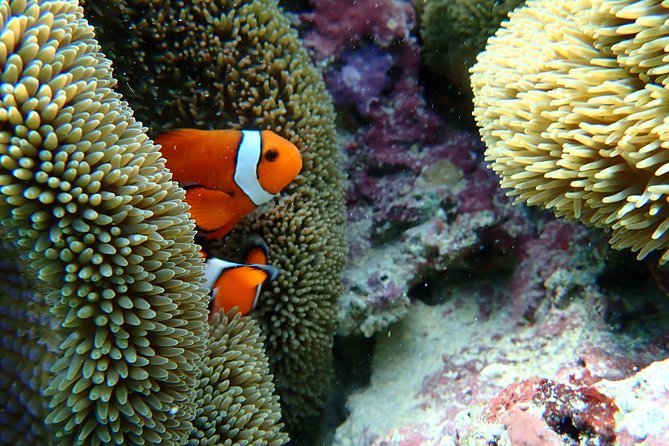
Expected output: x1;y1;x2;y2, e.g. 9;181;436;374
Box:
156;129;303;240
201;242;279;317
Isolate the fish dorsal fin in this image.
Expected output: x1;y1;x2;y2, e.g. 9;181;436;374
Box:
242;239;279;281
156;129;242;190
156;128;208;147
185;186;240;233
248;263;279;282
157;129;242;157
243;243;269;265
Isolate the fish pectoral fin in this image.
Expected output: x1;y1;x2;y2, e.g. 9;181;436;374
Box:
203;221;239;241
185;187;239;232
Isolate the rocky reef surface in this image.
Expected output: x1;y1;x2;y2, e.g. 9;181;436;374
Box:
289;0;530;339
287;0;669;444
332;234;669;444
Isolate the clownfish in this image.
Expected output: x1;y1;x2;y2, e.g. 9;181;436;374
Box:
201;241;279;317
156;129;302;240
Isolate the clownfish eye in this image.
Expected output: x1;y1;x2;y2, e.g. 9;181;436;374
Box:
264;148;279;162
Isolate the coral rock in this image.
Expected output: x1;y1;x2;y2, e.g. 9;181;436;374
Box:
334;252;669;445
301;0;414;59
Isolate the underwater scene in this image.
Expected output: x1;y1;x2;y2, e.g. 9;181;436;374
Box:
1;0;669;445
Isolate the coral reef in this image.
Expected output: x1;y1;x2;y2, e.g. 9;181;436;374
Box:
81;0;347;428
471;357;669;445
506;220;608;320
596;358;669;445
0;0;208;444
298;0;443;150
340;125;532;337
324;45;394;117
285;0;669;443
300;0;414;60
471;0;669;263
484;378;618;445
295;0;530;338
415;0;525;92
189;311;288;446
332;224;669;444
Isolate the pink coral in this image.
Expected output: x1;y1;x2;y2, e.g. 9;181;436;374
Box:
325;45;393;116
301;0;413;58
363;74;443;153
486;378;618;445
500;404;562;446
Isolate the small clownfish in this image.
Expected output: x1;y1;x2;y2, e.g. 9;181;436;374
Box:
156;129;303;240
201;241;279;317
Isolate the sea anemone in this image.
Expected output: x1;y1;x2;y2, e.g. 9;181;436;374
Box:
0;1;208;443
81;0;347;428
471;0;669;263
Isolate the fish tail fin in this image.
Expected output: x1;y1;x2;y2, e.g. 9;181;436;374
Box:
241;236;279;280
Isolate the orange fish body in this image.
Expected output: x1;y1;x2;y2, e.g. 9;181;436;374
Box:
156;129;302;239
202;243;278;317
